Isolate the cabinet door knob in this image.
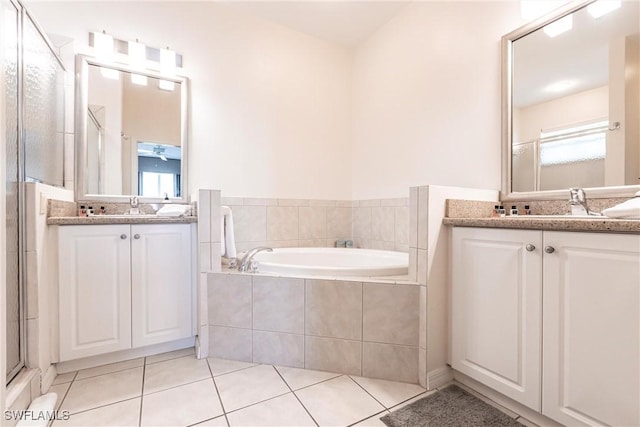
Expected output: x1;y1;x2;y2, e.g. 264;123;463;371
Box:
544;246;555;254
134;234;141;240
526;244;536;252
120;234;127;239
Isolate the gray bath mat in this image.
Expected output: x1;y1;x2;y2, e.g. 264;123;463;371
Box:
380;385;523;427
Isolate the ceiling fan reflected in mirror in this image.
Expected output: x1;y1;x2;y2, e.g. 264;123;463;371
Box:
136;141;182;162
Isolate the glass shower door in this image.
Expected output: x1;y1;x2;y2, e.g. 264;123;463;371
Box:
4;0;23;383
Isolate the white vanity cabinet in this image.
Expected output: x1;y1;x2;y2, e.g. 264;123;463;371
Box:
58;223;193;361
451;227;640;426
451;227;542;411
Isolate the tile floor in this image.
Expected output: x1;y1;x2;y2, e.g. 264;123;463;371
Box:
48;348;536;427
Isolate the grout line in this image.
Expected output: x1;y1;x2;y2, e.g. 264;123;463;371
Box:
289;373;343;393
210;362;258;379
346;409;390;427
62;396;141;419
206;358;231;427
222;390;291;417
72;362;145;382
273;366;319;427
145;349;196;366
142;376;212;397
138;360;146;427
347;376;387;410
386;391;429;412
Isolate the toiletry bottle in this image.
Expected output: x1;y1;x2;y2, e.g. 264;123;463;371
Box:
100;206;106;215
87;206;94;216
524;205;531;215
492;205;500;218
78;205;86;217
510;205;518;216
499;205;506;217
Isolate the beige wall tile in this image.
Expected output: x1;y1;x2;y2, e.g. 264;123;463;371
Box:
309;199;337;207
232;206;267;242
221;197;244;205
198;190;211;243
208;274;252;328
408;248;417;282
210;190;221;244
371;207;395;242
326;207;352;239
363;283;419;347
305;336;361;375
299;207;327;240
381;198;409;207
362;342;418;384
418;348;427;388
25;250;38;319
278;199;309;207
299;239;330;248
417;187;429;250
209;326;252;362
243;198;278;206
305;280;362;340
253;276;304;334
253;331;304;368
395;206;409;246
267;206;299;241
358;199;381;207
419;285;427;349
353;207;371;239
199;243;212;273
409;187;418;248
335;200;353;208
417;249;428;286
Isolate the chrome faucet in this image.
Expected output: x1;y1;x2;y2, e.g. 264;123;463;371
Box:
129;196;140;215
569;188;600;216
238;246;272;273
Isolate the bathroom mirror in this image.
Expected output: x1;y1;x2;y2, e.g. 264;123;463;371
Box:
76;55;188;202
502;0;640;200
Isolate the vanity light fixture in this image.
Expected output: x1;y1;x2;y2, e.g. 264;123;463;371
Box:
545;79;575;93
92;31;114;62
158;80;175;91
131;73;148;86
520;0;566;21
100;67;120;80
587;0;621;18
543;14;572;37
160;47;176;76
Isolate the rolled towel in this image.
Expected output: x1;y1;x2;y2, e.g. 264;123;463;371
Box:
220;206;237;258
602;191;640;219
156;204;191;217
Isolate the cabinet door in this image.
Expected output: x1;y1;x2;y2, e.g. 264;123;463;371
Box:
543;231;640;426
451;227;542;410
58;225;132;361
131;224;193;347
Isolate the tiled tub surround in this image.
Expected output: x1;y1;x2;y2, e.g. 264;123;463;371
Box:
207;272;420;384
219;196;409;253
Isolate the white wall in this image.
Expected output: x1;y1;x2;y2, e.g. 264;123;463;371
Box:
351;1;522;199
27;1;353;200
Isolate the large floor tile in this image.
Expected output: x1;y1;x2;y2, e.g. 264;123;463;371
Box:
387;390;435;411
141;379;223;427
75;358;144;380
48;382;71;411
275;366;341;390
53;397;140;426
295;376;385;426
52;372;76;385
351;376;426;408
352;411;389;426
193;416;229;426
60;367;143;414
143;355;211;394
207;357;256;377
146;347;195;365
226;393;315;426
215;365;290;412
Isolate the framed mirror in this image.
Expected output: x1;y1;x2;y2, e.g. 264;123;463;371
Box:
76;55;189;202
502;0;640;200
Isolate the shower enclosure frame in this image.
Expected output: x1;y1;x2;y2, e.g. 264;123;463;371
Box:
5;0;66;384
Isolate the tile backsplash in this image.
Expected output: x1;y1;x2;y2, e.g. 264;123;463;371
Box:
220;196;409;253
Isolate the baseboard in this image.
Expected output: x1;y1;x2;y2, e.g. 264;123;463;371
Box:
453;371;563;427
41;365;57;394
427;366;454;390
55;337;196;374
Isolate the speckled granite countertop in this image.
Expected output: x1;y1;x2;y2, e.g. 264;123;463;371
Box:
47;216;198;225
443;216;640;233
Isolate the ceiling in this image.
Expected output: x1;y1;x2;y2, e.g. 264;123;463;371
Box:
225;1;409;47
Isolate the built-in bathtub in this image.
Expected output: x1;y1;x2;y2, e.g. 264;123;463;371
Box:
253;247;409;277
208;247;420;384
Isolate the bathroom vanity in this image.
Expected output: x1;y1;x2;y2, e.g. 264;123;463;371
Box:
448;224;640;426
50;217;196;363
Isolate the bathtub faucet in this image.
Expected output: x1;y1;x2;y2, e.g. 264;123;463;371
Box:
238;246;273;273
